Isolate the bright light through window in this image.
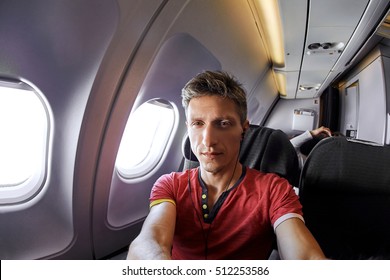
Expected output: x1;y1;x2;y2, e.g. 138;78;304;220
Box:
115;99;177;180
0;81;50;204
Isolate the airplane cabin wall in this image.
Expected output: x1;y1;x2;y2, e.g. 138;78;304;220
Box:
265;98;321;137
338;44;390;144
0;0;118;259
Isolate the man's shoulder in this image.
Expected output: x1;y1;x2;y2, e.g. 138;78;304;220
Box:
157;168;198;183
245;167;282;179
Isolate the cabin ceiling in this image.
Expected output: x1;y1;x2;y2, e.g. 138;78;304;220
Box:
262;0;390;99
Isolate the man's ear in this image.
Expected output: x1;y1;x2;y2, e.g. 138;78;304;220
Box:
241;120;250;140
242;120;249;133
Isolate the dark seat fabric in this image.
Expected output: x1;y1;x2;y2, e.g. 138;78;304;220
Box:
182;124;300;186
299;137;390;260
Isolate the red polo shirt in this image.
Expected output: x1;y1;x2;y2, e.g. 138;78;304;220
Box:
150;166;303;259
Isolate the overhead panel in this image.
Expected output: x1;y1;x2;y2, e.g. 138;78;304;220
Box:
277;0;371;99
296;0;369;98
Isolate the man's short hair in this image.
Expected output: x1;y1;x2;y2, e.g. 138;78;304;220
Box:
181;70;247;124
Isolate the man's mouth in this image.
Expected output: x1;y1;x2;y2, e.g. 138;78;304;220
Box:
201;151;222;159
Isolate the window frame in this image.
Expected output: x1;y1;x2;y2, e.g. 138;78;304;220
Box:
115;98;178;182
0;79;52;205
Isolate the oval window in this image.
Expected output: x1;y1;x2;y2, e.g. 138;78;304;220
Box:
115;98;177;180
0;80;51;205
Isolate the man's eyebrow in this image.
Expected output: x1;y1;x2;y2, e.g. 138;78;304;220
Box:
217;114;238;120
188;113;238;122
187;115;203;121
212;117;238;124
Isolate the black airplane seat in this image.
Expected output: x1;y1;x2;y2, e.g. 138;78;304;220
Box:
182;124;300;187
299;137;390;259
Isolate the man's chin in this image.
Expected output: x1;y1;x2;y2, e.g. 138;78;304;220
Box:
200;162;221;174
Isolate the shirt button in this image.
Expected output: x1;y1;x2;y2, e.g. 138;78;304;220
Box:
204;214;209;219
202;194;206;199
202;204;207;209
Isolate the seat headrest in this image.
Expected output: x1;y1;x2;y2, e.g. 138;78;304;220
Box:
299;137;390;259
239;125;299;186
300;137;390;194
182;132;197;161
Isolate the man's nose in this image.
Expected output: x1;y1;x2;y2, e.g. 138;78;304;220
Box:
202;125;217;147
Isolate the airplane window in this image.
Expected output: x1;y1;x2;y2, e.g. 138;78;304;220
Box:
115;98;178;181
0;80;50;204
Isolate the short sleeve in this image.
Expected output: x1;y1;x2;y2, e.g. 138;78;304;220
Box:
268;175;303;227
149;173;176;208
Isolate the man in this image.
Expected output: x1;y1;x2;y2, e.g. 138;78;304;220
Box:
290;126;332;150
290;126;332;168
127;70;326;260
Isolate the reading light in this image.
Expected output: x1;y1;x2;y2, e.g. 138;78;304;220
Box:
299;84;321;91
308;43;321;50
254;0;285;68
321;42;332;49
307;42;345;55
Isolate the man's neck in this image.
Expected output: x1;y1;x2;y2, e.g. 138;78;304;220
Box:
200;162;243;193
200;162;243;209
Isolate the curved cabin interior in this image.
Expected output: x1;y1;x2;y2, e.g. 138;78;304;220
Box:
0;0;389;259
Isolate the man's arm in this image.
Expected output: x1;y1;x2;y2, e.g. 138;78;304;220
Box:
290;130;313;148
290;126;332;149
275;217;327;260
126;202;176;260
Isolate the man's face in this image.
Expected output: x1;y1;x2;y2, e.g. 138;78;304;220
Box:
186;95;248;175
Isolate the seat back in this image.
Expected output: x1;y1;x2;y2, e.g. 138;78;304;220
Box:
299;137;390;259
182;124;300;186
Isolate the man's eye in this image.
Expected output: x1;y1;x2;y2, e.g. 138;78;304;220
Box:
220;120;231;127
191;121;203;126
